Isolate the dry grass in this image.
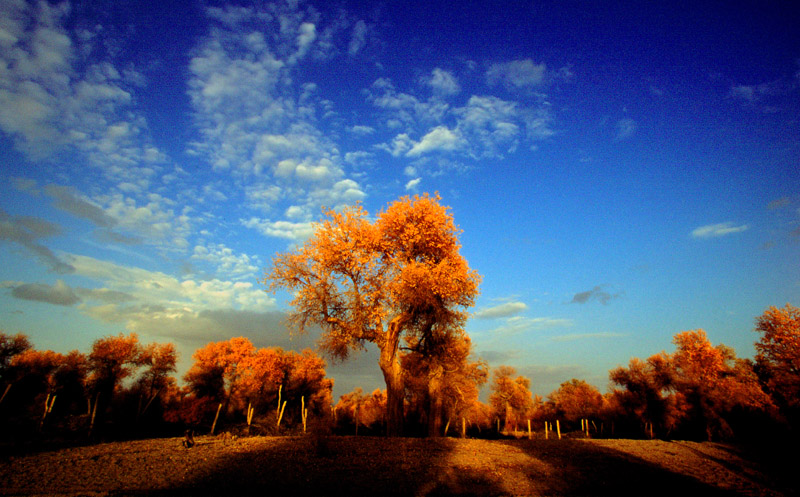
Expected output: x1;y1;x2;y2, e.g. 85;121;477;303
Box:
0;436;793;496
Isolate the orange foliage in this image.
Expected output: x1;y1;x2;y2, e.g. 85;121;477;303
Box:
266;194;480;435
549;379;604;424
609;353;679;435
184;337;255;402
334;388;386;433
754;304;800;414
184;337;333;426
612;329;773;440
86;333;141;397
489;366;534;432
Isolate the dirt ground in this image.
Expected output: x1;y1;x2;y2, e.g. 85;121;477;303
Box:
0;435;794;496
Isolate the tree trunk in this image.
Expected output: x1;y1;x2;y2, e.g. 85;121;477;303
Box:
379;321;404;436
427;367;443;437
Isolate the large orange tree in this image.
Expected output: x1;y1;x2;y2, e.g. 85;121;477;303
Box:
266;194;480;435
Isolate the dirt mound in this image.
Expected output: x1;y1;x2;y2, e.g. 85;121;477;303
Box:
0;436;792;496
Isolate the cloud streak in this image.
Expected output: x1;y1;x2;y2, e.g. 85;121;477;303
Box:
7;280;81;306
691;222;749;239
0;209;73;273
474;301;528;319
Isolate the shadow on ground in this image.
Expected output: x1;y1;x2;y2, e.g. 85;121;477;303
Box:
501;439;755;497
134;437;767;496
141;436;476;496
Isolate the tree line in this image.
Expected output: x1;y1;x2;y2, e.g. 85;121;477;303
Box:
0;303;797;443
0;333;333;442
330;304;799;442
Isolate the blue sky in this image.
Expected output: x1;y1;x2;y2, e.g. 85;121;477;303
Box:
1;0;798;400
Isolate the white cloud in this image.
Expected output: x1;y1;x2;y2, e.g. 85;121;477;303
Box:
101;193;193;251
407;126;464;157
348;20;367;56
455;95;528;156
373;79;554;160
348;125;375;135
405;177;422;191
423;68;460;96
67;253;275;314
0;1;165;177
691;222;749;239
191;243;260;280
288;22;316;64
242;217;315;242
486;59;547;88
187;4;367;230
381;133;414;157
488;316;573;335
367;77;450;125
474;301;528;319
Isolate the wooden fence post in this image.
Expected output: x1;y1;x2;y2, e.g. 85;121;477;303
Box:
210;402;223;435
276;400;287;429
301;396;308;433
88;392;100;437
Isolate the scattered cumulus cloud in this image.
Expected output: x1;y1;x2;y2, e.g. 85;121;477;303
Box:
186;3;366;234
348;125;375;136
406;126;464;157
486;59;547;88
0;0;165;178
191;243;261;280
691;222;749;239
348;20;367;56
371;77;555;161
242;218;315;242
404;177;422;191
423;68;460;96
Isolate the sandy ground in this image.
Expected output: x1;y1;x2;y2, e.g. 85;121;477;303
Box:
0;435;793;496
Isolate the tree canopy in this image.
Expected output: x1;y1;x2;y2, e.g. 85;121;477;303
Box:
266;194;480;435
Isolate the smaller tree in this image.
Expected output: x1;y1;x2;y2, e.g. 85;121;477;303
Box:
184;337;255;413
671;329;772;440
1;332;32;400
609;353;678;437
549;379;604;428
754;304;800;424
132;342;177;420
489;366;534;433
86;333;142;425
334;388;386;434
